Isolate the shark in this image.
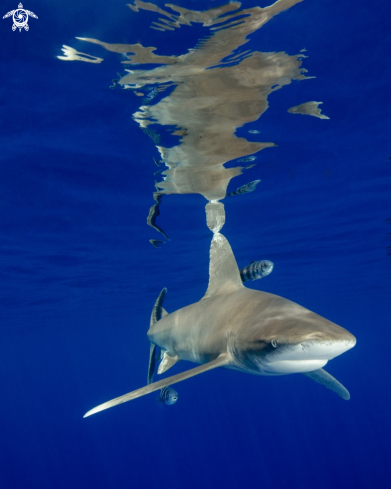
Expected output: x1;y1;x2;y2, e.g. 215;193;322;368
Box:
84;233;356;417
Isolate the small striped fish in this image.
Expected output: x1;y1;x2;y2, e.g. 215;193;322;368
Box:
159;386;179;405
227;179;260;197
239;260;274;282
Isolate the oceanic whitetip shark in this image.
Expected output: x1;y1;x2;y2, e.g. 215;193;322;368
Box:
84;233;356;417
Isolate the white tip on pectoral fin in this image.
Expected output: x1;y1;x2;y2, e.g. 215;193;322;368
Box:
202;233;243;300
84;354;230;418
302;368;350;400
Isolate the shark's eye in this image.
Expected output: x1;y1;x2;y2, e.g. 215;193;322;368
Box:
271;339;278;348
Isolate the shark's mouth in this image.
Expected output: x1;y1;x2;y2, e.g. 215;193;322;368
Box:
262;358;329;375
260;339;356;375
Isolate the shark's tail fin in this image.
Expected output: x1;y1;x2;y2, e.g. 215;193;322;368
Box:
147;288;168;385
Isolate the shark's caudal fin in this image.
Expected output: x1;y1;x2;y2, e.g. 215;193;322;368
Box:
84;353;230;417
302;368;350;400
148;288;168;385
202;233;244;300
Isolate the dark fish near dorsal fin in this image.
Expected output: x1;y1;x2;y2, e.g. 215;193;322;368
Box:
148;288;167;384
202;233;243;300
240;259;274;282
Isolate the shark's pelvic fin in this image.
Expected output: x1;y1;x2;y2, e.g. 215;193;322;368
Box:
84;353;230;417
148;288;168;384
202;233;244;300
158;351;179;374
302;368;350;400
161;308;169;317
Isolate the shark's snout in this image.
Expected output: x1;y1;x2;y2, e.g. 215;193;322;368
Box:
300;335;356;359
262;334;356;375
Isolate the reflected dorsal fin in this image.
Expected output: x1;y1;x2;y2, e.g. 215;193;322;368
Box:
202;233;244;300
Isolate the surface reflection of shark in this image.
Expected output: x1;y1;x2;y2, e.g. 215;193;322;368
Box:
65;0;313;201
84;234;355;417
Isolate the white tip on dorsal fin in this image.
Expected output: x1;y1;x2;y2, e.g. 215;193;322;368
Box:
202;233;244;300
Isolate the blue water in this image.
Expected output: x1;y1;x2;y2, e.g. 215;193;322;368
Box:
1;0;390;488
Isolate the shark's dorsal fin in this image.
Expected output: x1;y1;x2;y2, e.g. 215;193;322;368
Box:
202;233;244;300
302;368;350;400
84;353;230;417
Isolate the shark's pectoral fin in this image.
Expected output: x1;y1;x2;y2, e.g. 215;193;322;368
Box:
158;351;179;374
302;368;350;400
84;354;230;418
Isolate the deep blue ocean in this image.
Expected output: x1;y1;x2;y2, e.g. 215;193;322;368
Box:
1;0;390;488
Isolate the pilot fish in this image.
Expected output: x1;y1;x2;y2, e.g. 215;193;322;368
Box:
239;260;274;282
159;386;178;405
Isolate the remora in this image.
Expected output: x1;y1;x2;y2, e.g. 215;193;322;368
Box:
84;233;356;417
